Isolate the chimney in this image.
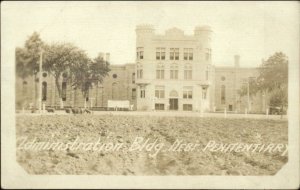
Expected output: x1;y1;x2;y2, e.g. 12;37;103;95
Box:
105;53;110;63
98;52;105;61
234;55;240;68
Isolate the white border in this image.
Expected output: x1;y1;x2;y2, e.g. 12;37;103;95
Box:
1;1;299;189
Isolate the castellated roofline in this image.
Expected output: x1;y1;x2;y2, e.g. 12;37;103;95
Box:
136;24;212;36
195;25;212;31
136;24;155;32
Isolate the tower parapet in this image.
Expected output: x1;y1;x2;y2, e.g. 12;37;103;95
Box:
194;25;212;37
136;24;155;40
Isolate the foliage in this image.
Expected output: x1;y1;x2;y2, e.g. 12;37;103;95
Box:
15;32;44;79
71;53;110;98
16;32;111;107
43;43;91;98
238;52;288;110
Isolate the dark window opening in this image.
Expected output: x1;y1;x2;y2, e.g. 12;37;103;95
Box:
42;82;47;101
132;88;136;99
183;104;193;111
155;103;165;110
62;82;67;101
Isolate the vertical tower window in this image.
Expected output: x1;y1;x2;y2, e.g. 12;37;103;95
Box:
137;47;144;60
140;86;145;98
205;48;212;61
170;48;179;60
183;87;193;99
22;81;28;95
156;64;165;79
184;64;192;80
132;88;136;99
221;85;226;104
155;86;165;99
170;64;178;79
132;73;135;83
62;82;67;101
137;64;143;79
42;82;47;101
184;48;193;60
156;48;165;60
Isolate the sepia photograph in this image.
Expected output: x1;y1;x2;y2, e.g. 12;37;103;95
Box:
1;1;299;189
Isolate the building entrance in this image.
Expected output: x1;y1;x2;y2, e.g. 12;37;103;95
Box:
169;98;178;110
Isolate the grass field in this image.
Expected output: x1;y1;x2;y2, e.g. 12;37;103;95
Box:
16;114;288;175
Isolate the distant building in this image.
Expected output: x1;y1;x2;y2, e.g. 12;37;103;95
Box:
15;25;267;113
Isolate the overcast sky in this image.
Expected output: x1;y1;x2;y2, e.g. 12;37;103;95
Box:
2;1;299;67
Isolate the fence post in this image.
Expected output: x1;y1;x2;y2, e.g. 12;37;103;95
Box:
224;108;227;118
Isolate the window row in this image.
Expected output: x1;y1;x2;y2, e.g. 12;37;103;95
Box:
137;47;212;61
156;48;191;61
151;87;194;99
154;103;193;111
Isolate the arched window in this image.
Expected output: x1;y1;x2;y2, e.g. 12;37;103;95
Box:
22;81;28;94
169;90;178;98
112;82;118;100
62;82;67;101
221;85;226;104
85;82;89;101
42;82;47;101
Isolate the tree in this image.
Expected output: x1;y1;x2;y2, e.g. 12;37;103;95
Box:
239;52;288;116
43;43;90;108
15;32;44;107
71;53;110;108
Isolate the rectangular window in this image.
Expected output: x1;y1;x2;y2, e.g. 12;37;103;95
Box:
170;48;179;60
183;104;193;111
62;82;67;101
156;48;165;60
132;88;136;99
205;48;211;61
137;69;143;79
184;70;192;80
170;70;178;79
221;85;226;104
132;73;135;83
184;48;193;60
189;48;193;60
137;47;144;60
155;86;165;99
184;49;188;60
183;87;193;99
140;87;145;98
156;69;164;79
155;103;165;110
175;48;179;60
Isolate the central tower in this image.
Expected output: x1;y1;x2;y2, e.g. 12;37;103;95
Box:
135;25;215;111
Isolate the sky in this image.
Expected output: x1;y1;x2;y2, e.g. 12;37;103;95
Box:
2;1;299;67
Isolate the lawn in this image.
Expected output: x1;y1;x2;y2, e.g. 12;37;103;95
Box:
16;114;288;175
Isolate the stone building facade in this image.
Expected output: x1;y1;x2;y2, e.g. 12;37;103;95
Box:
15;25;267;113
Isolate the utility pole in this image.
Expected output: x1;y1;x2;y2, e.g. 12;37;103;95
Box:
38;50;43;113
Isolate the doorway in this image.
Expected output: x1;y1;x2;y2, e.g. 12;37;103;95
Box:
229;104;233;111
169;98;178;110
